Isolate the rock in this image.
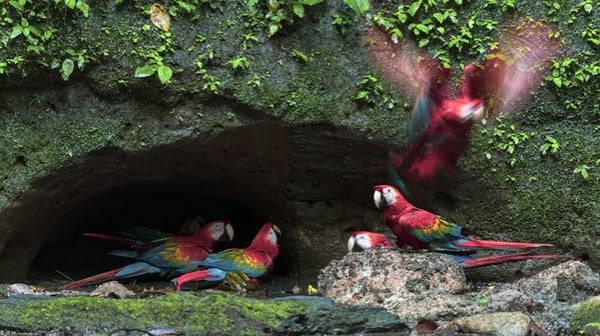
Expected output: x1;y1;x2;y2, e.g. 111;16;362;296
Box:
480;261;600;335
515;261;600;304
570;296;600;336
275;296;411;335
90;281;135;299
0;291;409;335
488;289;529;311
318;249;467;304
453;312;531;336
318;249;479;322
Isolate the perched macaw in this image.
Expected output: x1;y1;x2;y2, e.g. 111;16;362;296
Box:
364;19;560;202
83;214;205;250
347;231;393;252
173;222;281;291
62;219;234;289
370;185;566;267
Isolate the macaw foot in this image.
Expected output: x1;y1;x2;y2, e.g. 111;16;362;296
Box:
221;270;251;291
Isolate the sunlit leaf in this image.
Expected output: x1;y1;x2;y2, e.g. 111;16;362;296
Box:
61;58;74;81
135;64;157;78
157;65;173;84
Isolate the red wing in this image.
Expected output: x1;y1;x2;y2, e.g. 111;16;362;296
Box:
458;18;561;116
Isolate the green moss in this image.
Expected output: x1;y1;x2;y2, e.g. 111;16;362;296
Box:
571;296;600;335
0;292;312;334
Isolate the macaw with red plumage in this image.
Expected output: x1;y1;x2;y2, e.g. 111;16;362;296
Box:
62;219;234;289
370;185;566;267
364;19;560;202
174;222;280;291
83;214;206;250
347;231;393;252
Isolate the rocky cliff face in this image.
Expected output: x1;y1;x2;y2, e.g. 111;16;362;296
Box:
0;1;597;282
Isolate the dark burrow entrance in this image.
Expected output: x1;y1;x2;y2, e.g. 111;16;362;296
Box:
0;123;392;288
29;184;282;282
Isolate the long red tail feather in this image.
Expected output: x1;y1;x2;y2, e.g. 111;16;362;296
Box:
83;233;133;246
61;268;122;290
175;269;210;291
456;239;552;250
461;253;568;268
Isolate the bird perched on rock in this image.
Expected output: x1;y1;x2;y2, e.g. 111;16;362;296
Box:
369;185;566;267
174;222;280;291
364;19;561;205
62;219;234;289
347;231;392;252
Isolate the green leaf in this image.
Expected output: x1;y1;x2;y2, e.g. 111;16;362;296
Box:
268;23;279;37
292;4;305;17
583;3;592;13
407;1;421;16
134;64;157;78
552;77;562;87
299;0;323;5
10;26;22;39
157;65;173;84
343;0;370;15
455;0;462;4
61;58;74;81
418;38;429;47
76;0;90;17
65;0;76;9
433;12;444;23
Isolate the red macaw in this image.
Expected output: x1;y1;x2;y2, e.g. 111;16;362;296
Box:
174;222;281;291
62;219;234;289
364;19;560;201
347;231;393;252
83;214;205;250
370;185;566;267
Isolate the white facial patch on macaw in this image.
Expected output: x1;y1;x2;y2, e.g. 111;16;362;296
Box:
209;221;226;240
382;187;397;205
267;224;281;244
354;233;372;250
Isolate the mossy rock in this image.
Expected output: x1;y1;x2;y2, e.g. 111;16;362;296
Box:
570;296;600;336
0;292;409;335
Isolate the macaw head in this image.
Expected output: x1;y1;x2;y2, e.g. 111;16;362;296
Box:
440;98;485;124
250;222;281;247
373;184;401;209
206;219;235;244
347;231;392;252
247;222;281;258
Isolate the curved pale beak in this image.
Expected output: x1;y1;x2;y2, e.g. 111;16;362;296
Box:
472;103;485;122
373;190;383;209
272;224;281;235
224;222;235;242
347;236;356;252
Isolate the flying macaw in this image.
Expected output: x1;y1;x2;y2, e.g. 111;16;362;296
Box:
62;219;234;289
173;222;281;291
364;19;560;202
83;214;206;250
370;185;566;267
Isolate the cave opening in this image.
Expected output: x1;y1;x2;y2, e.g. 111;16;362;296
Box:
28;182;285;284
0;123;391;286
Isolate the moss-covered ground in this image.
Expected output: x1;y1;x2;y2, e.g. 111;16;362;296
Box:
0;292;310;335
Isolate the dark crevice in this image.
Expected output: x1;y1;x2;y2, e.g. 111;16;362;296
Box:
0;122;392;284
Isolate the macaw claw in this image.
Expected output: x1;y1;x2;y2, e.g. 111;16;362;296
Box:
222;271;251;291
